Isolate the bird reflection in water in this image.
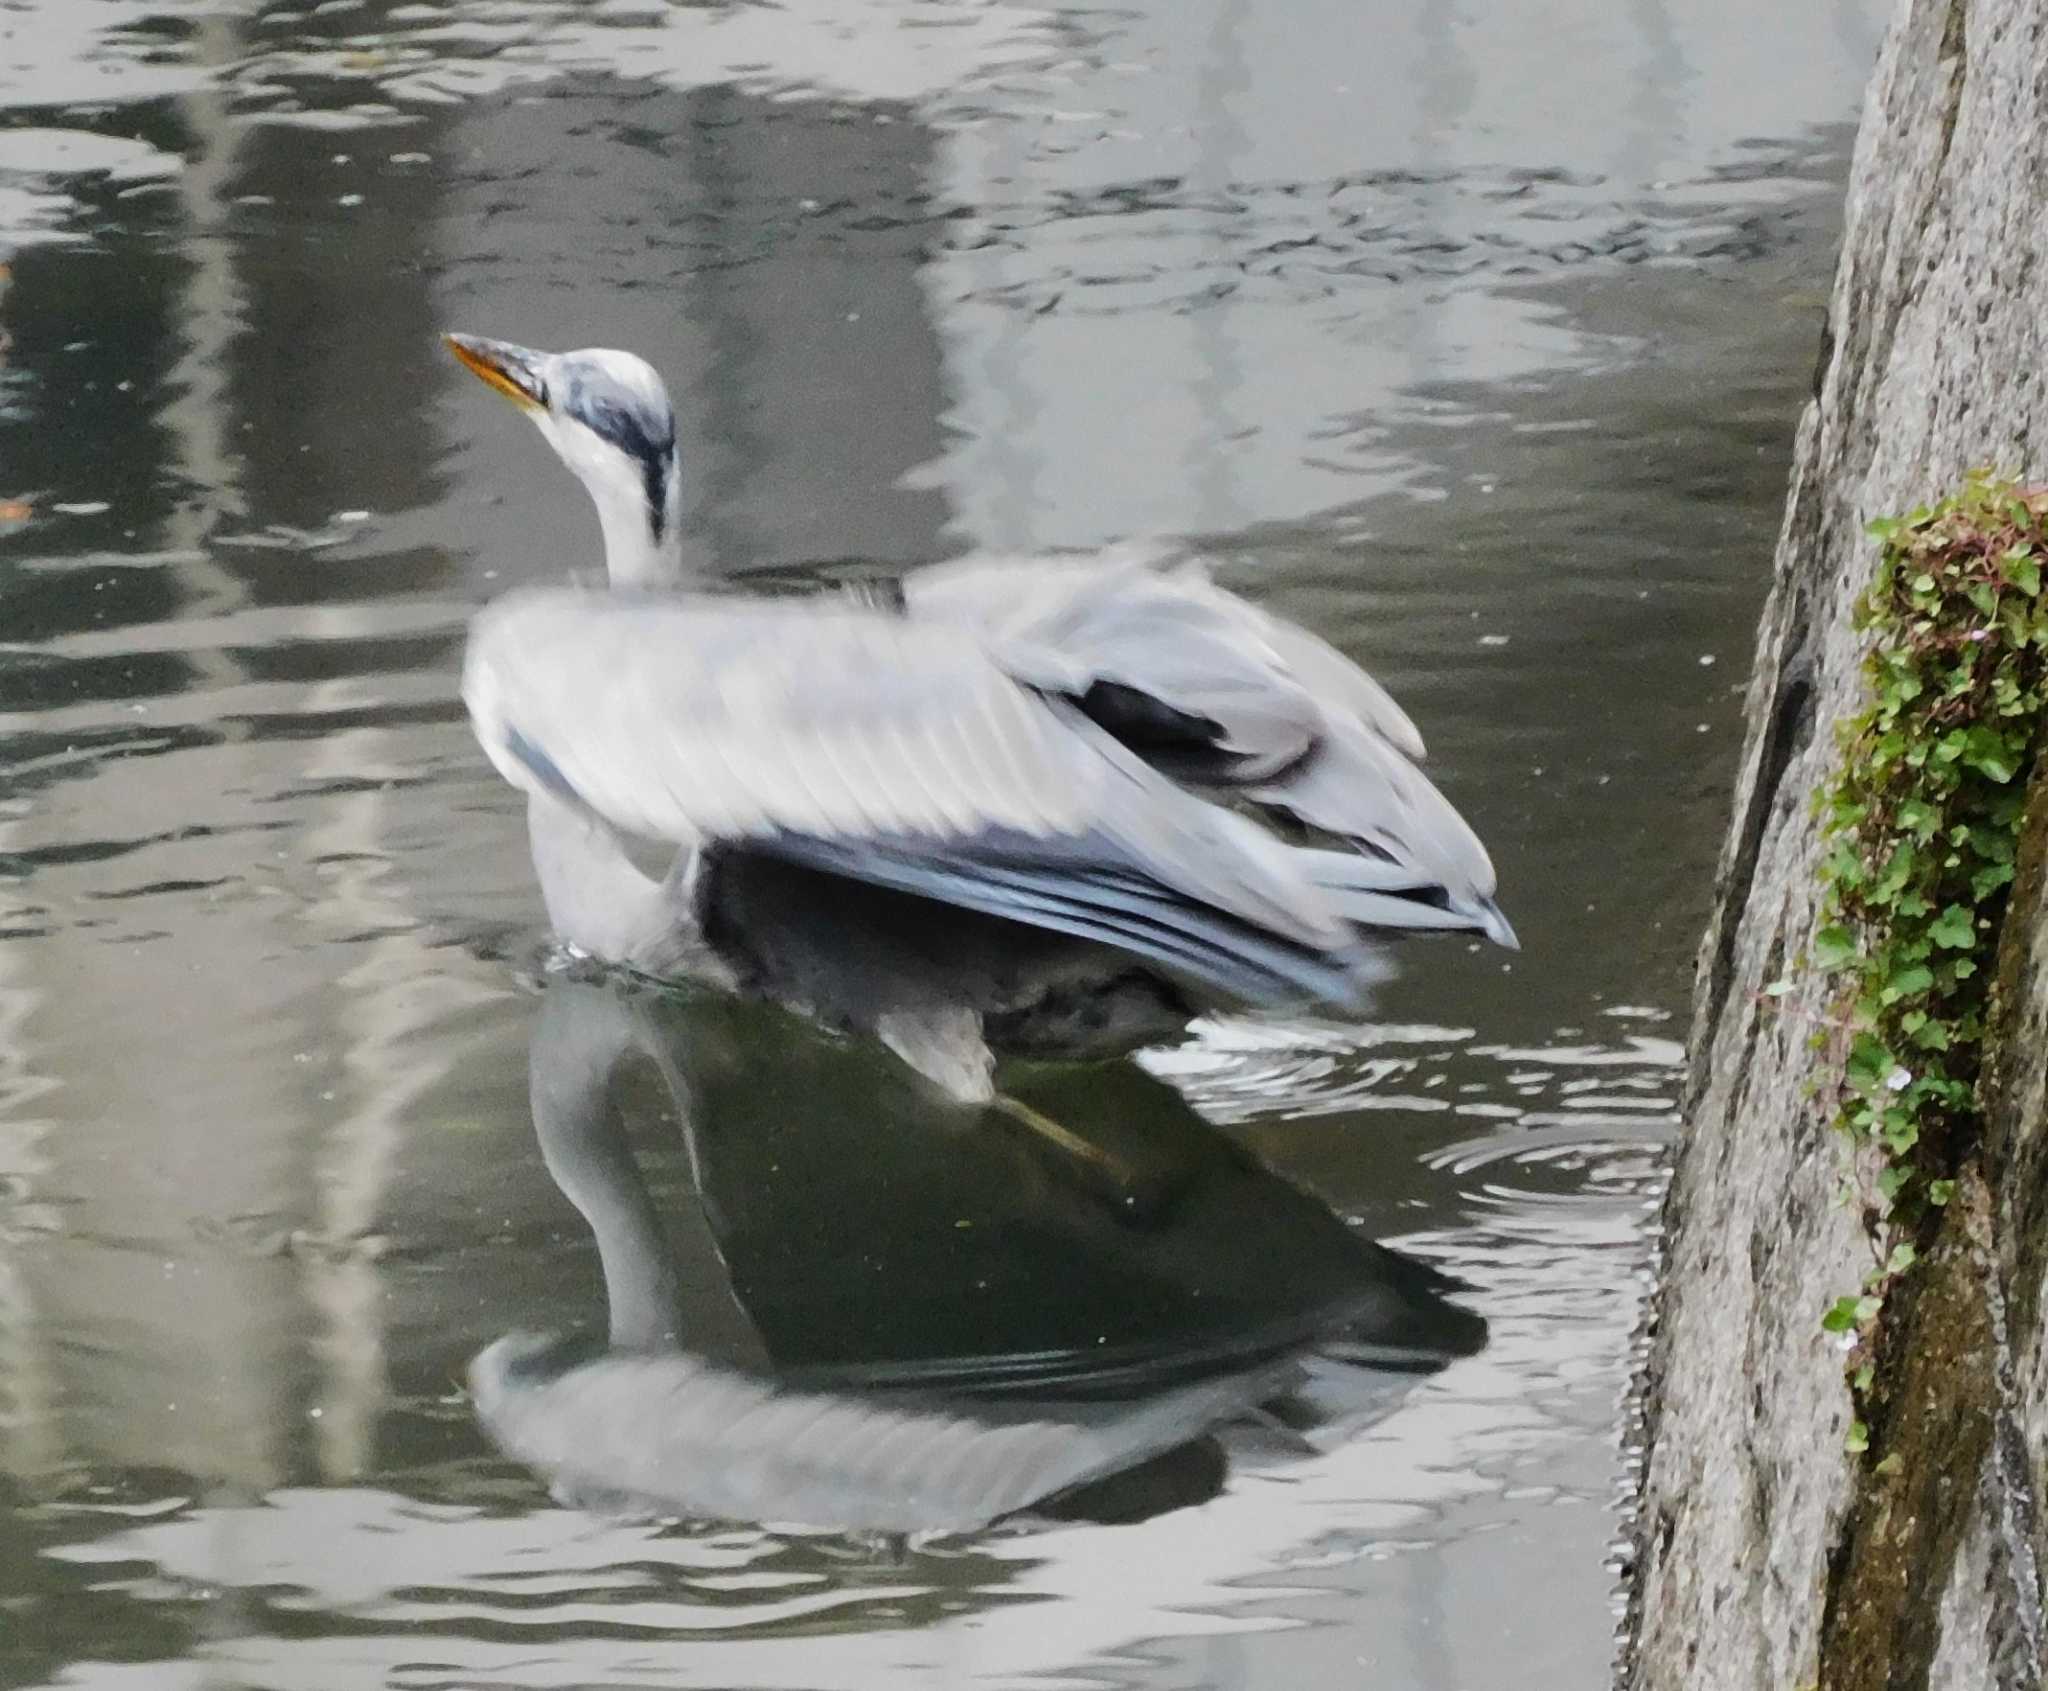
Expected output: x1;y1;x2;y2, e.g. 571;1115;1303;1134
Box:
472;973;1487;1538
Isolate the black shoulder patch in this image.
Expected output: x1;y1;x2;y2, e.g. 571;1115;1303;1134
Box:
561;376;677;540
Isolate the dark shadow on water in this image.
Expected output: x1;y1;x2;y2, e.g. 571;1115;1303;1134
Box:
473;973;1486;1535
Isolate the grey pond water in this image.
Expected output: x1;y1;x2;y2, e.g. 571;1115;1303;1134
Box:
0;3;1882;1688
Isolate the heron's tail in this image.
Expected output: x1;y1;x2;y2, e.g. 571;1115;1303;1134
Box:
1290;847;1519;950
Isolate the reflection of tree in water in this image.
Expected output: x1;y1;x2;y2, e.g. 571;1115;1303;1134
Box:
475;974;1485;1535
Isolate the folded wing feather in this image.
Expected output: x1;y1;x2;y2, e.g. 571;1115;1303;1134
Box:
903;548;1485;899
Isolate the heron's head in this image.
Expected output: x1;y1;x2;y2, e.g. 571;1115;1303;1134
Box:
447;332;682;586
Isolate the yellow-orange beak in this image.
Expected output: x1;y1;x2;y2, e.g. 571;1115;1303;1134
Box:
445;331;547;412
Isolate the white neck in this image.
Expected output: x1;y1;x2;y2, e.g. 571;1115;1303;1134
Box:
595;495;682;588
533;407;685;587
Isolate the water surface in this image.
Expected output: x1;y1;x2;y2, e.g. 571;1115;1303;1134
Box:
0;2;1883;1687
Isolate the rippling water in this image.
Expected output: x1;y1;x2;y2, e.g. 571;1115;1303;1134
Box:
0;1;1880;1686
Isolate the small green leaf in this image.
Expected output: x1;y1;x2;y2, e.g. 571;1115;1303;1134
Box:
1886;1242;1919;1275
1928;1178;1957;1206
1910;1019;1952;1051
1972;862;2016;899
1964;726;2020;783
1813;925;1860;969
1847;1034;1896;1089
1846;1419;1870;1455
1884;964;1935;1000
1928;905;1977;949
1822;1297;1864;1334
1874;1453;1905;1477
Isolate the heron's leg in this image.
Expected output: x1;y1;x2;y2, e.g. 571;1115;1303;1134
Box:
633;1006;714;1202
988;1093;1175;1221
873;1006;1169;1217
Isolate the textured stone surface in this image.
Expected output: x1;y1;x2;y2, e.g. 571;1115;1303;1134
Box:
1621;0;2048;1685
1927;1509;2000;1691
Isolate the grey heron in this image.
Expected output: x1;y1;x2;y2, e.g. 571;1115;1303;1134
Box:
446;333;1515;1100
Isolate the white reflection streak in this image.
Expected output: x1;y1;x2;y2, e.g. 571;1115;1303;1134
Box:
289;679;520;1482
1407;0;1474;400
1625;0;1688;184
291;744;420;1483
1190;0;1249;536
936;95;1045;553
0;178;58;1487
161;8;257;665
0;951;62;1488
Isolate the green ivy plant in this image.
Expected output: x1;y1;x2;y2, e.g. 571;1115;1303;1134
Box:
1798;472;2048;1433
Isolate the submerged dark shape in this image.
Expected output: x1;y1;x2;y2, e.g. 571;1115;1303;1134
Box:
447;332;1516;1103
469;977;1488;1537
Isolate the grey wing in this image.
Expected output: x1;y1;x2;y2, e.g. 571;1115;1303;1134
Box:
895;538;1188;648
1249;615;1425;760
463;587;1379;1005
905;550;1494;904
906;549;1322;779
465;587;1090;844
